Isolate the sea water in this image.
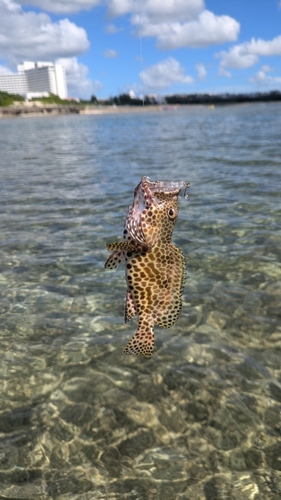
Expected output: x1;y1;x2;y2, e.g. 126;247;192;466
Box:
0;103;280;499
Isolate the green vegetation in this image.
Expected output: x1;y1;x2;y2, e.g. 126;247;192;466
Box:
89;90;281;106
113;93;158;106
0;91;24;107
2;89;281;109
30;93;78;105
87;91;281;107
165;90;281;105
80;93;158;106
79;95;98;105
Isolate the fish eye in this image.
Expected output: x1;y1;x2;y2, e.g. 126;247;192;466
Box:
168;208;176;219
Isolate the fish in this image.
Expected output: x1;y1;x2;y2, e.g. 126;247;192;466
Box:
105;176;190;357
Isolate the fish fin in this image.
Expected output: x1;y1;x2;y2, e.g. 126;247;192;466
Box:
104;251;124;269
156;298;182;328
123;326;154;357
107;241;137;252
125;289;137;323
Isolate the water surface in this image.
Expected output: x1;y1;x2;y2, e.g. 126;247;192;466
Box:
0;104;281;499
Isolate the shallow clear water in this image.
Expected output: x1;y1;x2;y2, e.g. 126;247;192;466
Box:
0;103;280;499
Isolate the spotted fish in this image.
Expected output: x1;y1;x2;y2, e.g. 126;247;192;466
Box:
105;176;190;357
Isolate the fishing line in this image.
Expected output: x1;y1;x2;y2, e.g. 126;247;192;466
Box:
138;0;145;106
137;0;148;171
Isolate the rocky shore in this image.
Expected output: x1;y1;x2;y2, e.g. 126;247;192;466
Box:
0;103;83;118
0;103;169;118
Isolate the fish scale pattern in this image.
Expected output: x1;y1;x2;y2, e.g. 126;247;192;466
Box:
105;176;188;357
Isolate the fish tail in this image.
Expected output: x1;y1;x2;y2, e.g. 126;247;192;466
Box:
123;326;154;357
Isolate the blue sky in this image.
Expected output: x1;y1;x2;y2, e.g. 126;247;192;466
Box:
0;0;281;99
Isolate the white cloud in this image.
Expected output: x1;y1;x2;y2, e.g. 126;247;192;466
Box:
217;35;281;73
141;57;193;90
105;1;239;50
0;1;97;99
136;10;239;50
9;0;240;57
196;62;206;80
107;0;204;23
103;49;118;57
14;0;101;14
57;57;102;98
106;0;135;17
13;0;221;32
218;46;259;71
249;66;281;87
0;0;89;65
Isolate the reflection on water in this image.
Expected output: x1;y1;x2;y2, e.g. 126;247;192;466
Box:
0;104;281;499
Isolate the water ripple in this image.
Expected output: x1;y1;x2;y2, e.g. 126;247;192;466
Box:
0;104;281;499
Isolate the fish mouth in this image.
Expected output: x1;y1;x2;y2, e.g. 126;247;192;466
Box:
142;176;190;200
126;176;190;245
133;177;190;212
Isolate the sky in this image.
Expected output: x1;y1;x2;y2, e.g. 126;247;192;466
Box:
0;0;281;99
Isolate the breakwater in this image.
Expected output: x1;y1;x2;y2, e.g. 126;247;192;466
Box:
0;104;83;118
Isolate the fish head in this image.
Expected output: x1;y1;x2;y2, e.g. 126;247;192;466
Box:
125;176;189;247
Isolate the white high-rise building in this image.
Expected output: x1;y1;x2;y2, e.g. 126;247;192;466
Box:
0;61;68;100
0;74;27;95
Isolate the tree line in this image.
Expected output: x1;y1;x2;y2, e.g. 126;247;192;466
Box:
85;94;158;106
164;90;281;105
88;90;281;106
1;89;281;107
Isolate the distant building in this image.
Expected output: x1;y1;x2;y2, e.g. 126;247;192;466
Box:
0;61;68;99
0;73;27;96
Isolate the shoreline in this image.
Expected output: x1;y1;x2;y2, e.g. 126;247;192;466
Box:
0;103;176;119
0;101;278;119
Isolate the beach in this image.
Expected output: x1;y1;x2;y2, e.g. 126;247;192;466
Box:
0;102;171;119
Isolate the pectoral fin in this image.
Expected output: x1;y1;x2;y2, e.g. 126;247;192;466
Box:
107;241;137;252
104;250;124;269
